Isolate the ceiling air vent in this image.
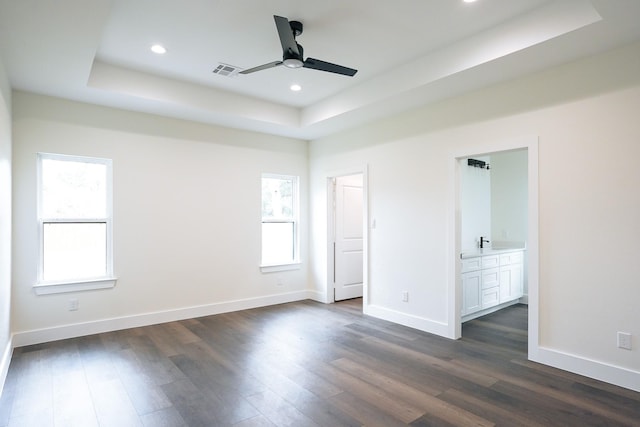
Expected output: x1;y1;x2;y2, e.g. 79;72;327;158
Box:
212;63;242;77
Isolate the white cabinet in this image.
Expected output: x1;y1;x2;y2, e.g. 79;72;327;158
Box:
461;270;481;315
481;255;499;269
481;267;500;309
499;263;523;303
481;286;500;308
461;249;524;321
461;257;481;273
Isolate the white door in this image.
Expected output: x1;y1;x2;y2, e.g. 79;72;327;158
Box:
334;174;364;301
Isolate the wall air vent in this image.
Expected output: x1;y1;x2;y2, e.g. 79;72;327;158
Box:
212;63;242;77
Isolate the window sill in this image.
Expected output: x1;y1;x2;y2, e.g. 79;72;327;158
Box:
33;277;117;295
260;263;301;273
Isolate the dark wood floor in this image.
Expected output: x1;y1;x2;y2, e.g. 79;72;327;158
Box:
1;300;639;426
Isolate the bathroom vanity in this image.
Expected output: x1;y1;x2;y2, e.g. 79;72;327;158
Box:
460;248;524;322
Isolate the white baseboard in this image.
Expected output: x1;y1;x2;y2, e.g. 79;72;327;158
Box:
0;336;12;397
533;347;640;393
462;300;520;323
306;290;329;303
12;291;311;348
365;304;451;338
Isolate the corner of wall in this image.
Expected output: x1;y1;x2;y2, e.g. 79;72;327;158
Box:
0;54;12;399
306;290;329;304
0;336;12;397
0;59;11;112
365;304;452;338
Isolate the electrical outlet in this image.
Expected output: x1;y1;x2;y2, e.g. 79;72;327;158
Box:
402;291;409;302
68;298;79;311
617;332;632;350
276;276;284;287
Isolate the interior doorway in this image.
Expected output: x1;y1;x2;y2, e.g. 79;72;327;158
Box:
328;173;366;302
450;136;539;362
458;149;528;337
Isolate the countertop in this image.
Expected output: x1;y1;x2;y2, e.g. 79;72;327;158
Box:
460;246;526;259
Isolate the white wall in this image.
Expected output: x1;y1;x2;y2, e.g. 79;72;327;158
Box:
309;41;640;390
0;58;12;396
490;149;529;298
491;149;528;244
11;92;309;344
460;156;491;250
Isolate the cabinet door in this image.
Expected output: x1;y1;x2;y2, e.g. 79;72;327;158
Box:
512;263;523;298
500;263;523;303
461;271;481;315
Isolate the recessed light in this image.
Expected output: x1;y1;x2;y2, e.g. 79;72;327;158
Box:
150;44;167;55
463;0;477;3
290;84;302;92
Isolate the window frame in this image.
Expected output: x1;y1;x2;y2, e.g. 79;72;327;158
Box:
34;152;116;295
260;173;300;272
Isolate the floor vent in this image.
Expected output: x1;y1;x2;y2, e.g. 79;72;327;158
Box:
212;63;242;77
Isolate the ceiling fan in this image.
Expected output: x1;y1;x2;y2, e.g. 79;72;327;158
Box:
240;15;358;77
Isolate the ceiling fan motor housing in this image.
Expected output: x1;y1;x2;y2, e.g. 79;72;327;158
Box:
283;43;304;68
289;20;303;37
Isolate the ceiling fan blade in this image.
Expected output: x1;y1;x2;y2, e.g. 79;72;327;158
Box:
274;15;299;56
303;58;358;76
239;61;283;75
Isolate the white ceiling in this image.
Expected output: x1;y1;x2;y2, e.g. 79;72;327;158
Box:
1;0;640;140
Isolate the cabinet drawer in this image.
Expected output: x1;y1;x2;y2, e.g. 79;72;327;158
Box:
481;255;499;269
461;257;481;273
481;267;499;289
500;251;522;266
481;287;500;308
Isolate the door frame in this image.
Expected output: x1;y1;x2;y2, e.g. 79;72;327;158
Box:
326;165;369;305
449;136;540;362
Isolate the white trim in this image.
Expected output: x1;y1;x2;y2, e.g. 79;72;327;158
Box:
33;277;117;295
306;290;329;303
0;335;12;398
534;347;640;393
327;178;335;303
526;141;540;362
365;304;450;337
260;263;301;273
12;291;311;347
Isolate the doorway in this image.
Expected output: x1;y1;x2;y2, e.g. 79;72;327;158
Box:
328;173;366;302
459;149;528;331
450;136;539;362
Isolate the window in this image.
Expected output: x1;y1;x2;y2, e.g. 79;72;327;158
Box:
261;174;299;268
36;153;115;294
